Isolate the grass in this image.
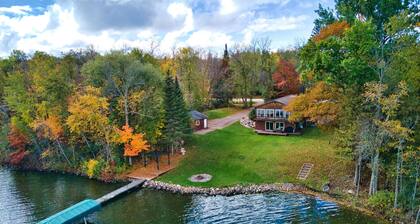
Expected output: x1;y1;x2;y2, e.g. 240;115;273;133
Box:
204;107;243;120
158;122;352;189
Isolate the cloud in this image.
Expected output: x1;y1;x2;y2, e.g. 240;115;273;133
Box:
219;0;237;15
0;0;321;57
0;5;32;15
246;16;307;33
186;30;232;49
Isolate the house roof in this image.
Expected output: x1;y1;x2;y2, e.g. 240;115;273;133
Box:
190;110;208;120
255;94;297;108
273;94;297;105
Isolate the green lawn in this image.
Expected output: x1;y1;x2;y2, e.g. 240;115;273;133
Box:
204;107;242;120
159;123;352;189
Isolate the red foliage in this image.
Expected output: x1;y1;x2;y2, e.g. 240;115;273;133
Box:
8;125;29;151
7;125;29;165
312;21;349;42
9;149;28;165
272;59;300;97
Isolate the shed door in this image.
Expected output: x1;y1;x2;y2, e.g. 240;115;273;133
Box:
204;119;208;128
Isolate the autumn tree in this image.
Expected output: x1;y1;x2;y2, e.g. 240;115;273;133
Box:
115;124;149;165
7;120;29;165
312;21;349;42
82;51;161;127
66;86;114;162
272;59;300;97
285;82;342;129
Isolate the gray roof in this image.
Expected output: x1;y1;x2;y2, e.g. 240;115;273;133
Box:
190;110;208;120
273;94;297;105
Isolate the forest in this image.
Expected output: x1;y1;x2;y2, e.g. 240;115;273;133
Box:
0;0;419;222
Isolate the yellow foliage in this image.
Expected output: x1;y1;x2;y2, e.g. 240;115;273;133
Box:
32;115;63;140
66;86;110;140
160;57;177;76
285;82;342;129
86;159;99;178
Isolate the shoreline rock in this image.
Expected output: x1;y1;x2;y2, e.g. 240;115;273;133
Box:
143;180;306;196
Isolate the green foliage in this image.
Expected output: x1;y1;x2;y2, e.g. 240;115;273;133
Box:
368;191;395;211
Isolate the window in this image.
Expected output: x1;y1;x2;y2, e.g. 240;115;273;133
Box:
256;109;264;117
275;122;284;131
280;111;284;117
265;121;274;131
285;112;289;119
267;109;274;118
275;109;281;118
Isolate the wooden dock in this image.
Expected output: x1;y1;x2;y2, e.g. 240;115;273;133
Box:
96;179;146;205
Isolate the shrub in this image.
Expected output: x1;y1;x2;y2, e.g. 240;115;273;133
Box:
248;109;256;120
368;191;395;212
83;158;106;178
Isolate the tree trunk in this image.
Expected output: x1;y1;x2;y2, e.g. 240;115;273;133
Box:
124;88;129;126
416;206;420;224
355;154;362;197
129;157;132;166
394;145;403;208
156;151;160;170
412;164;419;212
167;147;171;166
369;149;380;196
143;152;147;167
56;139;71;166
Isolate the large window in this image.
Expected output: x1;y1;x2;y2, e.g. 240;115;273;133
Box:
275;122;284;131
265;121;274;131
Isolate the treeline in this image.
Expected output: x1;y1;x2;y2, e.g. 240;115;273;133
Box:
0;41;300;180
285;0;419;220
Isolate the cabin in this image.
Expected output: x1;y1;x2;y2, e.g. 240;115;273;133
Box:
190;110;208;131
252;95;301;136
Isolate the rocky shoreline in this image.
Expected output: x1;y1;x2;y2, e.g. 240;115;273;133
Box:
143;180;307;196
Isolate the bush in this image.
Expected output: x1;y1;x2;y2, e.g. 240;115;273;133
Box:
83;158;106;179
248;109;256;120
368;191;395;212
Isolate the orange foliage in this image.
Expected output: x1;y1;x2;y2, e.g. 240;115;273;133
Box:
8;125;28;151
32;115;63;140
312;21;350;42
284;82;342;129
7;125;29;165
272;59;300;97
116;124;149;157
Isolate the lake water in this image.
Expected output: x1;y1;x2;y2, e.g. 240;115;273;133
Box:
0;167;385;224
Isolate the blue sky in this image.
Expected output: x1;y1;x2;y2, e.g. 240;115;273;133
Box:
0;0;334;57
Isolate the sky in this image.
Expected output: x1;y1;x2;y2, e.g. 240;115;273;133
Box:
0;0;335;57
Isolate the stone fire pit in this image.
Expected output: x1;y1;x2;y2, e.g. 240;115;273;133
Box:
188;173;212;183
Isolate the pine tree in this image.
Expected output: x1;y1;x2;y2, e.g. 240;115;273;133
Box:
162;73;192;155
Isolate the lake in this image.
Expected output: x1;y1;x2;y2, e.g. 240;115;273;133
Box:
0;167;385;224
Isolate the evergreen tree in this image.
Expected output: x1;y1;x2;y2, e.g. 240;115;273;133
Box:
211;44;234;107
162;73;192;153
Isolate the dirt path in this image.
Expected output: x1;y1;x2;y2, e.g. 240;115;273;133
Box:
195;109;250;135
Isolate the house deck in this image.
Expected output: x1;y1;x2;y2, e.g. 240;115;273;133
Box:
255;130;301;136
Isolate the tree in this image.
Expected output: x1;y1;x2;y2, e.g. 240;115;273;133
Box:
32;115;71;166
66;86;114;162
175;47;208;109
211;44;234;107
115;124;149;165
312;4;336;35
162;73;191;155
312;21;349;42
284;82;342;129
272;59;300;97
7;120;29;165
82;51;161;127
